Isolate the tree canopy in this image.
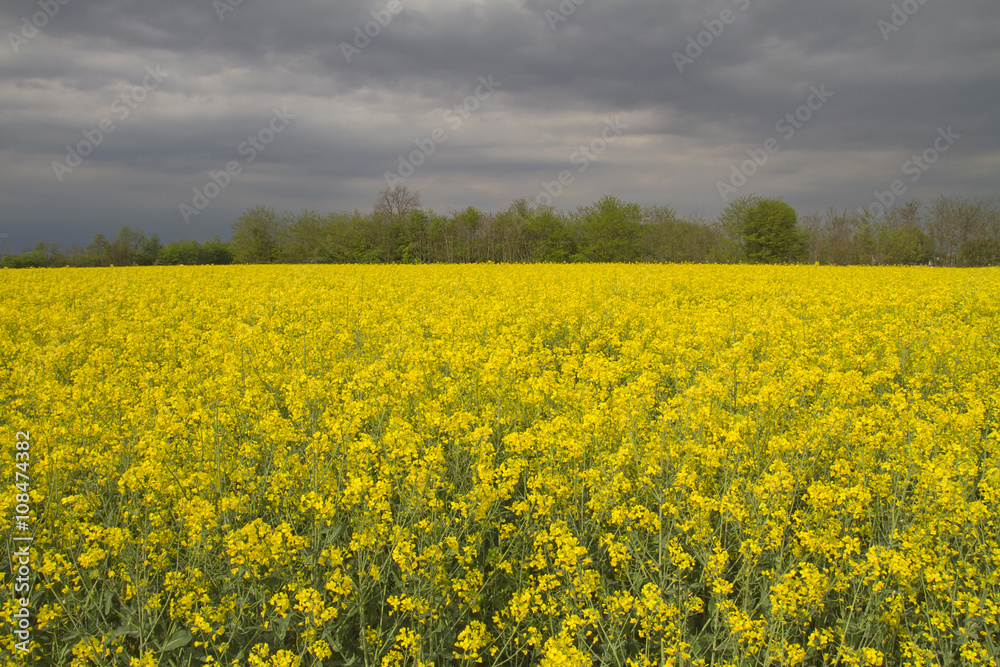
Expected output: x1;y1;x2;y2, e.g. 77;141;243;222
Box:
4;192;998;268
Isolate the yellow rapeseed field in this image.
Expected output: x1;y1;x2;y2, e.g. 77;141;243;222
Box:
2;264;999;667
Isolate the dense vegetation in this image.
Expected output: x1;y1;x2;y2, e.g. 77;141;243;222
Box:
4;264;998;665
4;190;998;268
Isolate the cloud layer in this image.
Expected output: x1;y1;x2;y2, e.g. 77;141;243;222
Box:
1;0;998;249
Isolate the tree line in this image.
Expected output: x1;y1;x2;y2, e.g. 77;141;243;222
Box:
4;188;998;268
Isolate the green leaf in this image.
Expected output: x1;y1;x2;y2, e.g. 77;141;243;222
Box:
160;629;193;652
107;623;140;641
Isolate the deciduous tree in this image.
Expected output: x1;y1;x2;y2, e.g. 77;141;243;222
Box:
231;205;284;264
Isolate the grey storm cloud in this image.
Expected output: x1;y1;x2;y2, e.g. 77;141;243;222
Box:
0;0;998;250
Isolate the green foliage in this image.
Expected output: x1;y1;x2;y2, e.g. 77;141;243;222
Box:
86;234;110;265
200;236;234;265
137;235;162;266
523;205;574;262
576;195;643;262
280;209;329;263
108;226;149;266
641;206;717;263
885;225;932;265
7;195;1000;268
745;198;800;263
719;195;801;263
159;239;201;265
716;194;760;262
960;237;1000;266
230;205;284;264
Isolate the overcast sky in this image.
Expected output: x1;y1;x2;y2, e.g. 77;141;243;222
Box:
1;0;998;250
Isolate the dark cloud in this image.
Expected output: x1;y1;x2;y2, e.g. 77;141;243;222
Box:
1;0;997;250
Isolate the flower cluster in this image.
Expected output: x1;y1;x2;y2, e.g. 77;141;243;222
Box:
1;264;998;666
